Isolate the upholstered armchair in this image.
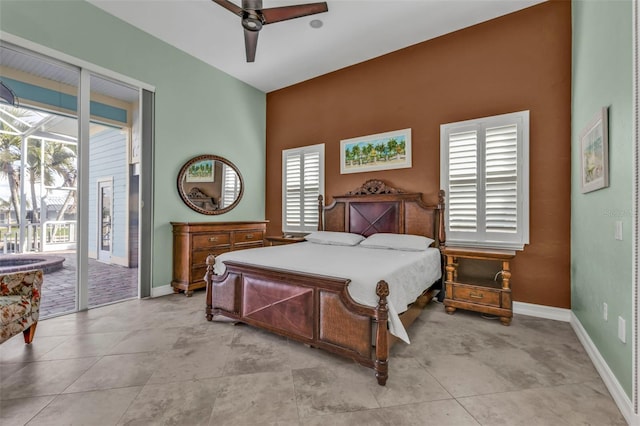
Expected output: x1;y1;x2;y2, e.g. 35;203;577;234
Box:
0;269;43;344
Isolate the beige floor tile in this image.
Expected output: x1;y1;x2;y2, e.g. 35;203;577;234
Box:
423;352;518;398
292;365;380;418
147;338;233;384
222;326;292;376
458;380;627;426
105;326;185;354
473;345;600;387
118;379;219;426
38;331;130;360
302;399;480;426
27;387;141;426
543;380;628;425
0;335;69;365
0;362;27;382
0;395;55;426
63;353;157;393
369;357;452;407
0;294;626;426
0;358;98;400
398;307;517;358
210;371;298;425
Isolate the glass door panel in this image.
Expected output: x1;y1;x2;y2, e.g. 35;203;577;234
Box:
0;43;79;318
87;73;140;308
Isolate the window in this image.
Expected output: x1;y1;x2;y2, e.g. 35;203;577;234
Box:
282;143;325;233
440;111;529;250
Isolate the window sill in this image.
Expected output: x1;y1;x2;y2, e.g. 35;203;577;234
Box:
444;240;527;251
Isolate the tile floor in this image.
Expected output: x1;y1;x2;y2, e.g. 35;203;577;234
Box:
0;292;628;425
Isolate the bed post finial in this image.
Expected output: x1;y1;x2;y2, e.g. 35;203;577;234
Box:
205;254;215;321
374;280;389;386
318;195;324;231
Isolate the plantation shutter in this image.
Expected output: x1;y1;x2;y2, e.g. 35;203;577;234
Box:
302;151;320;228
448;130;478;233
441;111;529;250
220;163;240;208
485;124;518;233
282;144;324;233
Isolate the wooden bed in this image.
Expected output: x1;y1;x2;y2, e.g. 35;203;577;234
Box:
205;180;445;385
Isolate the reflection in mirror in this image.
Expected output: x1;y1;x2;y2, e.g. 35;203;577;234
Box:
177;155;244;215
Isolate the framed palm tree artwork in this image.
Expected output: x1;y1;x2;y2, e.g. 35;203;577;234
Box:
340;128;412;174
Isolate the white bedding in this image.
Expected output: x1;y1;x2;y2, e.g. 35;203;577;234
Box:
214;242;442;344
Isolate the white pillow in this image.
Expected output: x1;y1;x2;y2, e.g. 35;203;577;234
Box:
359;233;435;251
304;231;365;246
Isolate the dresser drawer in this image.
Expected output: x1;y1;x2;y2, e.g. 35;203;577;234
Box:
234;242;263;252
452;284;501;307
192;247;231;266
191;265;209;285
172;221;268;296
233;230;264;245
192;232;231;249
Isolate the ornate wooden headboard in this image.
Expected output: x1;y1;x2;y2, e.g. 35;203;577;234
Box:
318;180;446;248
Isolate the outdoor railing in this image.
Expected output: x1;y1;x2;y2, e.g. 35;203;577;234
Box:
0;221;77;253
43;220;76;251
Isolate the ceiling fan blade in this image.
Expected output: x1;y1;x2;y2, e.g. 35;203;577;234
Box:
261;2;328;25
212;0;243;16
244;28;259;62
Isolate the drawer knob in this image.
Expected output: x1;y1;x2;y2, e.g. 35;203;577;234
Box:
209;236;219;242
469;292;484;299
245;233;254;239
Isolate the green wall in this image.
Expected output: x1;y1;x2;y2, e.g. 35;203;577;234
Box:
572;0;633;397
0;0;266;290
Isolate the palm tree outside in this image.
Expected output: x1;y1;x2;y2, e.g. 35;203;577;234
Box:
0;105;78;253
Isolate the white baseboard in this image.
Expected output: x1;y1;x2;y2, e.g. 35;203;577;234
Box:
571;312;637;425
150;284;174;298
513;301;571;322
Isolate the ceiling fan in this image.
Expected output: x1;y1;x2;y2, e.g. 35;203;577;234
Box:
212;0;328;62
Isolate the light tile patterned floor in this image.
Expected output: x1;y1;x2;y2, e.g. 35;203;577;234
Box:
0;292;628;425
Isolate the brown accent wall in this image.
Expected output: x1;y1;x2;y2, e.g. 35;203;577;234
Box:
265;1;571;308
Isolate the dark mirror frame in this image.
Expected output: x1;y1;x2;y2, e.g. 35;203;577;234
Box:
177;154;244;215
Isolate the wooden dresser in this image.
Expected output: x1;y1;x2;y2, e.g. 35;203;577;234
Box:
171;221;267;296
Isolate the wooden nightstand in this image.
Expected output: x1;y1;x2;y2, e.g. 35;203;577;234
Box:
265;235;306;246
441;246;515;325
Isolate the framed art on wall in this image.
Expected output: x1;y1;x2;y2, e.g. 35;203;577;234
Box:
580;107;609;193
340;128;412;174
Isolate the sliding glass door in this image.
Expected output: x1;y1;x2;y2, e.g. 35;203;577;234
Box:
0;42;145;317
86;74;140;308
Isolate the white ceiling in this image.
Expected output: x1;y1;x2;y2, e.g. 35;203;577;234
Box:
87;0;545;93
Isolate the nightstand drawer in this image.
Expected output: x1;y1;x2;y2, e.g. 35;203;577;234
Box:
452;284;501;307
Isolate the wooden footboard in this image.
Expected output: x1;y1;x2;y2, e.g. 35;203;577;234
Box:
205;255;391;385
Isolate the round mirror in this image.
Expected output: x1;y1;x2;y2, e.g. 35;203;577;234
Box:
177;154;244;215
